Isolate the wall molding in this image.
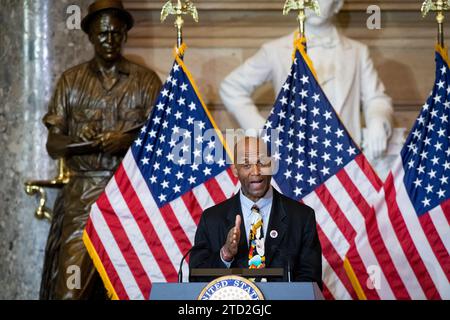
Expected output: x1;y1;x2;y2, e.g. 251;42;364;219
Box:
124;1;424;11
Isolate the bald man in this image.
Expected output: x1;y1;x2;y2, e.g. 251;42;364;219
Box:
189;137;322;286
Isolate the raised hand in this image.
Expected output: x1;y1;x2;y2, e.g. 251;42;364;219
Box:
221;214;241;262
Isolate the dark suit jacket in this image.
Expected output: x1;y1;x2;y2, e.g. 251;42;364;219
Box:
189;188;322;287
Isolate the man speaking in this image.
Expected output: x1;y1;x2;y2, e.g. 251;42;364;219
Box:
189;137;322;286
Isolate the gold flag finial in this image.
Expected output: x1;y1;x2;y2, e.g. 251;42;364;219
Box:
283;0;321;39
421;0;450;46
161;0;199;48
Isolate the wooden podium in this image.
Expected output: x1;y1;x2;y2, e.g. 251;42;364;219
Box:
149;268;324;300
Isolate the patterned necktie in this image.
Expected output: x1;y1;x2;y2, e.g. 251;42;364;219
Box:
248;204;265;269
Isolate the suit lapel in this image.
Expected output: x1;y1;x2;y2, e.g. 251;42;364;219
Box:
264;189;288;266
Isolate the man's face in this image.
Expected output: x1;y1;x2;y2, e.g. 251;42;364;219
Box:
89;13;127;62
306;0;341;26
232;138;272;202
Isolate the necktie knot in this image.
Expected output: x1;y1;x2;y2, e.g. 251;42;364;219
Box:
251;204;260;214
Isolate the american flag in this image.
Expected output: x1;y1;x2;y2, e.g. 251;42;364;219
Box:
371;46;449;299
264;38;392;300
83;46;238;300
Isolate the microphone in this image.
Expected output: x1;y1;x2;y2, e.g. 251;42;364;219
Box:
178;242;207;283
287;255;292;283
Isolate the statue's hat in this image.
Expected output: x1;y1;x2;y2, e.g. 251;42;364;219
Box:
81;0;134;33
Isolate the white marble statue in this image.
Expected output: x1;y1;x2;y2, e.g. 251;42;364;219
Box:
219;0;394;159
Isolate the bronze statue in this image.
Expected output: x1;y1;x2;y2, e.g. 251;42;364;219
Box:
40;0;162;299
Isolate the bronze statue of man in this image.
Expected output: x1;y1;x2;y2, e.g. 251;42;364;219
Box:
40;0;162;299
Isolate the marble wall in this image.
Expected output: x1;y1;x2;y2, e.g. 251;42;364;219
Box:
0;0;91;299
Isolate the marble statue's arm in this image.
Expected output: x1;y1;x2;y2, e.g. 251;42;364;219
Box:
359;45;394;159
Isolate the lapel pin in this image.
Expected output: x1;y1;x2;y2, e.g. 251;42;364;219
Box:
270;230;278;239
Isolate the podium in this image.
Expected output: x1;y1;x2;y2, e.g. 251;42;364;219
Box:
150;268;324;300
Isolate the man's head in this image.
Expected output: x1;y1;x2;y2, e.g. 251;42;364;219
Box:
232;136;272;202
306;0;344;27
88;11;128;62
81;0;133;63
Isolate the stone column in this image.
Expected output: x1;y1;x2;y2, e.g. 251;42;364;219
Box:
0;0;91;299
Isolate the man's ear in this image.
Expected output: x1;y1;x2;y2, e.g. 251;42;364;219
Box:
231;164;238;177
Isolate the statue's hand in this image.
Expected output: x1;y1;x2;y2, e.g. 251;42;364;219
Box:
364;118;391;160
80;123;99;142
96;131;133;155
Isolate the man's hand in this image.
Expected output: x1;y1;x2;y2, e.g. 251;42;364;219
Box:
221;215;241;262
95;131;133;154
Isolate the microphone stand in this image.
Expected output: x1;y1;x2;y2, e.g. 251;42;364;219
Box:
178;243;206;283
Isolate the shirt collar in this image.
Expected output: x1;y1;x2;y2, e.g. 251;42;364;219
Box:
88;57;131;76
240;186;273;216
289;26;340;49
307;26;340;48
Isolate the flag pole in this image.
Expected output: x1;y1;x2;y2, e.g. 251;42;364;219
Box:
421;0;450;47
161;0;199;49
283;0;321;44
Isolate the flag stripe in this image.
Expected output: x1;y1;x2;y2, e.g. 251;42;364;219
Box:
226;167;239;185
418;212;450;282
123;153;190;275
159;204;192;260
181;190;204;225
322;259;352;300
384;174;441;299
316;224;358;300
344;160;420;297
192;183;216;211
204;176;227;204
314;184;356;243
90;203;144;299
301;193;355;299
375;189;427;299
344;160;379;203
354;154;383;192
336;169;410;299
393;165;450;298
325;174;393;299
96;193;151;298
84;221;128;300
303;192;349;259
117;161;179;282
439;199;450;225
169;197;198;245
105;178;165;283
316;182;380;299
216;169;237;198
322;283;335;300
428;203;450;254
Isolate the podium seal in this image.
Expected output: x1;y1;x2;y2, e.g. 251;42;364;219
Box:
198;275;265;300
